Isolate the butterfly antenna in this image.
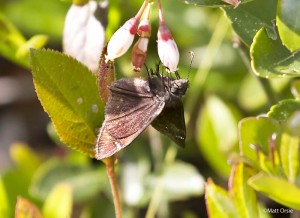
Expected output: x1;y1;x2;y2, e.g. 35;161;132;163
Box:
188;51;195;80
154;62;162;79
175;70;180;79
145;64;154;80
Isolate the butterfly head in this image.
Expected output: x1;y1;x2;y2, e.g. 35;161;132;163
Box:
169;79;189;97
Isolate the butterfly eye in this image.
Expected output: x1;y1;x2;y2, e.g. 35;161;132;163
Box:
171;86;180;95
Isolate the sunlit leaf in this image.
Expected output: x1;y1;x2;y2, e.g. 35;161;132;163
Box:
268;99;300;122
238;116;281;168
0;177;9;218
205;178;240;218
15;196;42;218
10;143;41;179
180;0;251;8
228;163;258;218
238;74;268;110
16;35;48;58
2;166;37;217
161;161;204;201
2;0;68;42
276;0;300;52
197;95;238;176
146;161;204;203
121;144;151;207
223;0;276;46
291;80;300;100
0;13;28;68
279;112;300;182
30;49;104;157
72;0;89;6
238;74;289;110
250;28;300;78
248;173;300;209
280;133;299;182
30;158;108;203
286;111;300;136
42;183;73;218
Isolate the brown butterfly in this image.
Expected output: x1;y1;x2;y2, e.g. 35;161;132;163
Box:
95;68;188;160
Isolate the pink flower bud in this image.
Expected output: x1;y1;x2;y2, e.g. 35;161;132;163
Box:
132;11;151;72
222;0;240;8
106;17;138;61
157;23;179;72
132;37;149;72
137;19;151;37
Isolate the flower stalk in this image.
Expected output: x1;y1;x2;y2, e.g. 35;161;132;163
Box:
157;0;179;72
132;2;151;71
106;0;149;62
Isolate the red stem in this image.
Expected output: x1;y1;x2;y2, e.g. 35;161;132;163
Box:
106;157;122;218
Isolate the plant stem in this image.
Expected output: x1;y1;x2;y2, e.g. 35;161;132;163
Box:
106;157;122;218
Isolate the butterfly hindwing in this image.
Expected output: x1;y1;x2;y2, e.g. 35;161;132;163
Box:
151;99;186;148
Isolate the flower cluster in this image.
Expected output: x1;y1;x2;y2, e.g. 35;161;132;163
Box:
105;0;179;73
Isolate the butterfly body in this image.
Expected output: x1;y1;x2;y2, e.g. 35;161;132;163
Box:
95;73;188;160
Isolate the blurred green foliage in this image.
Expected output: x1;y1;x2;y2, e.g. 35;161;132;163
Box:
1;0;300;217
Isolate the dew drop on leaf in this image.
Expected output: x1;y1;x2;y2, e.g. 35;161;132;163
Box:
77;97;83;105
91;104;98;113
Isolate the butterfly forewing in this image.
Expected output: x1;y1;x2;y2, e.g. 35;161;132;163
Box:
95;78;165;160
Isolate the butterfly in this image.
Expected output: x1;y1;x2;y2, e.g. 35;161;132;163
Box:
95;66;189;160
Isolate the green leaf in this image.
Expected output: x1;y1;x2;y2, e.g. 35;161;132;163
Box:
205;179;240;218
0;13;29;68
268;99;300;122
286;111;300;136
197;95;238;176
2;0;68;42
238;74;268;110
180;0;251;8
30;49;104;157
42;183;73;218
16;34;48;58
2;171;35;216
30;158;108;203
15;196;43;218
228;163;258;218
238;74;289;110
121;145;152;207
223;0;277;46
279;112;300;182
238;117;281;167
160;161;204;201
0;177;9;218
10;143;41;179
280;132;299;182
291;80;300;99
250;28;300;78
248;173;300;209
72;0;89;6
277;0;300;52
